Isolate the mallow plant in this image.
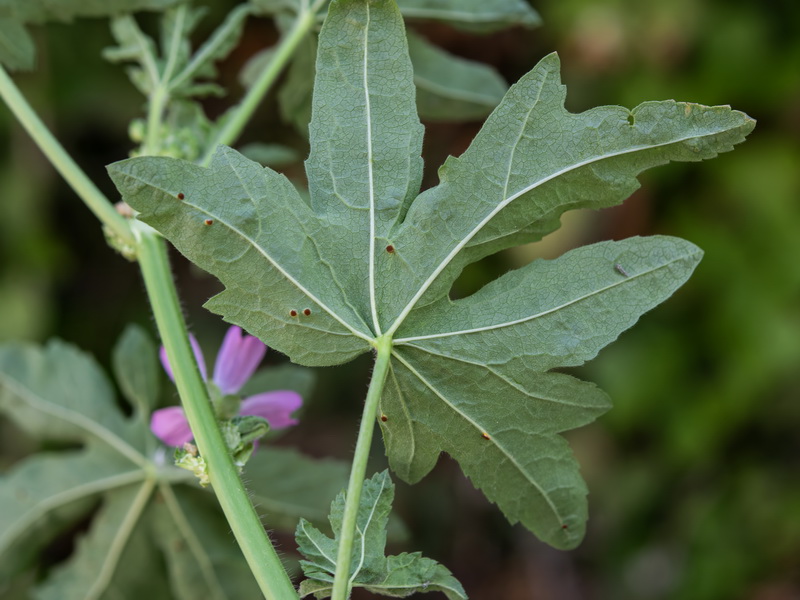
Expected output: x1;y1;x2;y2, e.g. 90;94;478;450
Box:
0;0;754;598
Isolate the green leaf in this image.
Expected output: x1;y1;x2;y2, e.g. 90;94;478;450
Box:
0;17;33;70
33;485;172;600
296;471;466;599
106;4;246;99
112;324;160;419
0;340;141;452
381;56;752;325
276;31;316;137
239;46;275;89
109;145;374;366
272;12;510;135
407;31;507;121
396;0;540;32
366;553;468;599
238;142;301;168
246;447;348;530
0;337;292;597
386;237;703;547
0;443;137;580
0;0;179;70
272;7;513;135
103;14;160;95
104;5;250;158
110;0;754;549
148;486;261;599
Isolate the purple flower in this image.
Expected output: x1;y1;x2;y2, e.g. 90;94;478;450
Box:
151;326;302;447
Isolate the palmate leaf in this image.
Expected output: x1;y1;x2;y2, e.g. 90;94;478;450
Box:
0;333;344;596
109;0;754;549
296;471;466;599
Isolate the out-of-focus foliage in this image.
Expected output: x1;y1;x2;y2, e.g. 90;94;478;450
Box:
0;0;181;70
0;327;345;598
540;1;800;599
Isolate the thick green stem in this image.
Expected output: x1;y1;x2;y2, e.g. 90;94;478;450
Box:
199;0;325;166
331;336;393;600
0;65;133;247
134;222;298;600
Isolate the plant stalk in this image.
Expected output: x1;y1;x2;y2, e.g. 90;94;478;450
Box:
134;222;298;600
0;65;133;247
331;335;393;600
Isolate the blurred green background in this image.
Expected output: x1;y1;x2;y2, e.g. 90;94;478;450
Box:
1;0;798;598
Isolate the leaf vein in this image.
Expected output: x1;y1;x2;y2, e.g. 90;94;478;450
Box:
394;246;697;342
0;373;147;467
395;345;592;409
391;350;564;523
387;132;724;335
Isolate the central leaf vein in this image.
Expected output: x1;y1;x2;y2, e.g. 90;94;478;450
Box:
363;3;381;336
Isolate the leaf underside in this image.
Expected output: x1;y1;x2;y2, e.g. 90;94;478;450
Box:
110;0;754;549
296;471;467;599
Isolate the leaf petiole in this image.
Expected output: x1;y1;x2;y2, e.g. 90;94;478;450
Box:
331;335;393;600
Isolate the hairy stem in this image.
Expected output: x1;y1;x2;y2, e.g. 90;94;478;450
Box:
199;0;326;166
134;222;298;600
331;335;393;600
0;65;133;247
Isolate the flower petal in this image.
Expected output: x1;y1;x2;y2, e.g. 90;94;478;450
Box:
213;326;267;394
159;334;208;382
240;391;302;429
150;406;194;446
